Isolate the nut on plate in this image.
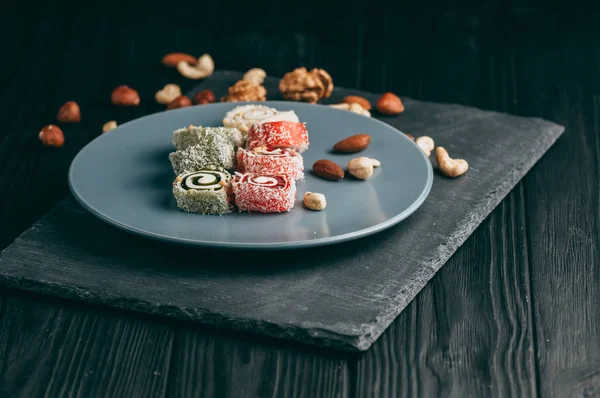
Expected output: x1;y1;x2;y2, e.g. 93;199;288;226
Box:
347;157;378;180
279;67;333;103
57;101;81;123
111;85;140;106
177;54;214;79
102;120;117;133
194;89;216;105
221;80;267;102
162;52;197;67
167;95;193;110
329;102;371;117
436;147;469;177
342;95;372;111
304;192;327;211
39;124;64;148
333;134;371;153
243;68;267;85
376;92;404;115
312;159;344;181
155;84;182;104
415;136;435;157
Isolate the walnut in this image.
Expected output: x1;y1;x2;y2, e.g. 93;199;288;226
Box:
279;67;334;103
221;80;267;102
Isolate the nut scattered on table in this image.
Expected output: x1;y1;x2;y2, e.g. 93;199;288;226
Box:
167;95;193;110
304;192;327;211
376;92;404;115
162;52;197;67
370;158;381;167
102;120;117;133
39;124;64;148
194;89;216;105
333;134;371;153
57;101;81;123
111;85;140;106
243;68;267;86
347;157;375;180
405;133;415;141
415;136;435;157
312;159;344;181
155;84;182;104
342;95;372;111
436;147;469;177
221;80;267;102
279;67;333;103
177;54;214;80
329;102;371;117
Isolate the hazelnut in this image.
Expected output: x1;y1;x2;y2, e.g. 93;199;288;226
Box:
194;89;216;105
347;157;375;180
39;125;64;148
167;95;193;110
111;85;140;106
57;101;81;122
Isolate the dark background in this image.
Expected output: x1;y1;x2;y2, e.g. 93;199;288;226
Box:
1;1;599;397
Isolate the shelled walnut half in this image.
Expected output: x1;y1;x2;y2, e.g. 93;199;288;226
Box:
279;67;333;103
221;80;267;102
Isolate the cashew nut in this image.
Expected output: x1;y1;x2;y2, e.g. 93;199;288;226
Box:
102;120;117;133
243;68;267;85
304;192;327;211
370;158;381;167
347;157;374;180
155;84;182;104
176;53;214;79
436;147;469;177
329;102;371;117
415;136;434;157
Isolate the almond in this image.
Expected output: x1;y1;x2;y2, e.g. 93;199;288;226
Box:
162;52;197;67
376;92;404;115
312;159;344;181
332;134;371;153
342;95;372;111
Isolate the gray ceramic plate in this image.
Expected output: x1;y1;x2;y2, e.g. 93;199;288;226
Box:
69;101;433;249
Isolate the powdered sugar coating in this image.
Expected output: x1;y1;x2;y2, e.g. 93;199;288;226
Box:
169;136;235;175
246;121;309;153
236;147;304;179
222;105;278;133
232;172;296;213
172;126;244;150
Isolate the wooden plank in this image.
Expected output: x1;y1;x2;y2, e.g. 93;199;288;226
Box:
167;328;349;398
516;14;600;394
0;290;173;398
350;188;537;397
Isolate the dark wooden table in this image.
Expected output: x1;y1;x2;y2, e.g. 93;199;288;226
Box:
1;2;598;397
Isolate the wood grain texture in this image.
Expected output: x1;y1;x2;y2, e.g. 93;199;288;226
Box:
516;15;600;397
168;329;349;398
0;289;173;398
0;2;598;396
350;187;537;397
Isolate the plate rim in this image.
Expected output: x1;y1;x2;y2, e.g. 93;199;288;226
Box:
68;101;434;250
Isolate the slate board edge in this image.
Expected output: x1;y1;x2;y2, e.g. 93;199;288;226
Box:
354;123;565;350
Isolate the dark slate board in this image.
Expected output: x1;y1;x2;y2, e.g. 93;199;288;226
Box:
0;71;564;351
